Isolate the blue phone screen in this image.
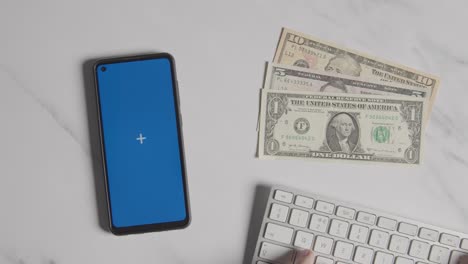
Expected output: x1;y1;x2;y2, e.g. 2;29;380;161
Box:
96;57;187;228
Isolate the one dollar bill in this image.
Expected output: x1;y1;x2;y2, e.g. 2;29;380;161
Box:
258;90;426;164
273;28;439;112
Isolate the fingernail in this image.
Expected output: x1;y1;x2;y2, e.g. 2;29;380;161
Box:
298;249;311;257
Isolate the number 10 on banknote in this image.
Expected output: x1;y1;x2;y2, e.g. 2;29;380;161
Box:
258;91;426;164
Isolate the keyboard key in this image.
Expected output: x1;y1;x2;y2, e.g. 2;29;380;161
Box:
398;222;418;236
295;195;314;209
294;231;314;249
439;233;459;247
396;257;414;264
357;212;376;225
269;203;289;222
460;239;468;250
334;241;354;260
389;235;410;254
461;239;468;250
289;209;309;228
259;242;294;264
315;201;335;214
314;236;334;254
349;224;369;244
449;251;468;264
377;217;397;231
409;240;430;259
354;246;374;264
274;190;293;203
369;229;390;249
309;214;329;233
336;206;356;220
419;228;439;242
264;223;294;244
429;245;450;264
329;219;349;238
374;251;394;264
316;256;334;264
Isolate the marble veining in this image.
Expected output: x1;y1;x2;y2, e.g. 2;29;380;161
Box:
0;66;90;156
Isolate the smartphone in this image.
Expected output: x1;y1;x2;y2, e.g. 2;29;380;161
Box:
93;53;190;235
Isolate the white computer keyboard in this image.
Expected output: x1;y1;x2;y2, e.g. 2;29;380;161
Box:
252;185;468;264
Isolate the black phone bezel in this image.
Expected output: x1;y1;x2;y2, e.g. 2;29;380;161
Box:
93;53;191;235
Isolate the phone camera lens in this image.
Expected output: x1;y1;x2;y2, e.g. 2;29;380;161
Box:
101;66;107;72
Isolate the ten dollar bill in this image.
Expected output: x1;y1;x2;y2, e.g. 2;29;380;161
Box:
273;28;439;112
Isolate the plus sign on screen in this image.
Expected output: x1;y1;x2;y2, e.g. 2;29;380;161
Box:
136;133;146;144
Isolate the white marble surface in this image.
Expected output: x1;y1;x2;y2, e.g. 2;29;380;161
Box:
1;0;468;263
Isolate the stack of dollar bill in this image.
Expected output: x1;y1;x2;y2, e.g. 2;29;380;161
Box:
257;28;439;165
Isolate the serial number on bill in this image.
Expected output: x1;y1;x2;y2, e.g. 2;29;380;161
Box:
366;114;399;121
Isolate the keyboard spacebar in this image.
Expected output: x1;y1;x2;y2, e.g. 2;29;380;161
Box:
259;242;295;264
